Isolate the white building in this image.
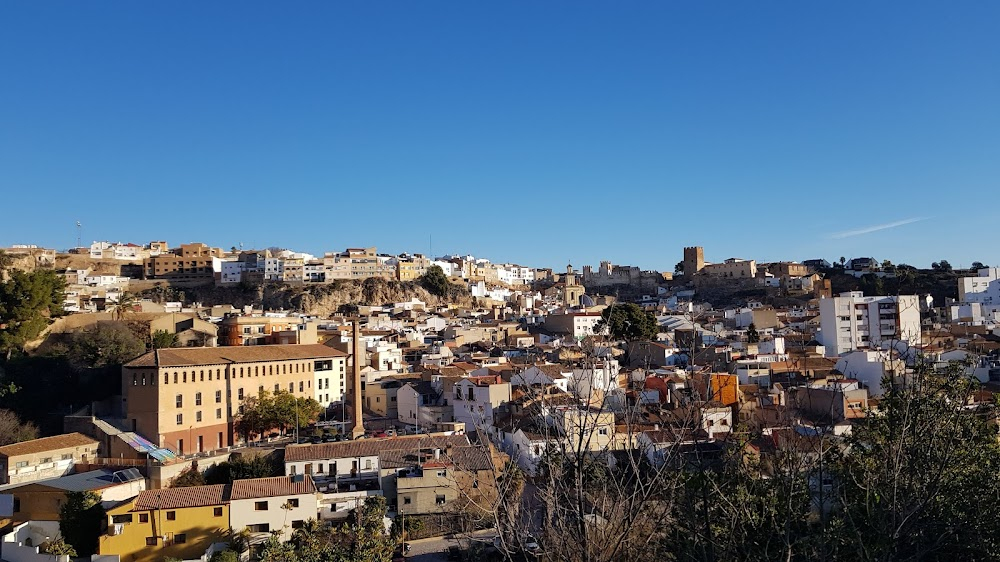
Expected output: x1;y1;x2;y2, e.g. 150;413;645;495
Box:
959;268;1000;306
834;350;907;397
228;476;319;540
819;292;921;357
544;312;603;340
313;355;348;408
220;261;246;285
451;378;511;431
397;382;453;429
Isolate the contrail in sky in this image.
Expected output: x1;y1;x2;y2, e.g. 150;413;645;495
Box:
829;217;927;239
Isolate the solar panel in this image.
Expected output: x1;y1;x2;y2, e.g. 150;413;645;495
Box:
111;468;144;483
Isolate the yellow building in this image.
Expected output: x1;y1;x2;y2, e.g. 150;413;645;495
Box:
100;485;229;562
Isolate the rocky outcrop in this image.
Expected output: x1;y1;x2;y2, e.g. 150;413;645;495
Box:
138;278;472;317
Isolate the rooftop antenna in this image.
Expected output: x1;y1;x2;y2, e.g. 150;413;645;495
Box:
76;221;82;249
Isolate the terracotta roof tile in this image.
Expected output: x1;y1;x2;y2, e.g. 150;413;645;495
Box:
229;475;315;500
125;344;347;368
0;433;98;458
132;484;227;510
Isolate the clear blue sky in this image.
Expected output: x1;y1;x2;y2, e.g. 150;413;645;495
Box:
2;2;998;271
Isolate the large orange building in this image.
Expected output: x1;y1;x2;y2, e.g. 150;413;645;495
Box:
122;345;346;455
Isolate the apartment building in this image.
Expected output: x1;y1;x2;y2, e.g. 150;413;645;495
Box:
143;243;224;281
122;345;347;454
959;267;1000;306
0;433;99;486
218;315;318;346
395;254;431;281
819;292;921;357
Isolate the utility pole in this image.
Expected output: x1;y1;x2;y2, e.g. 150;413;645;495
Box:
76;221;82;249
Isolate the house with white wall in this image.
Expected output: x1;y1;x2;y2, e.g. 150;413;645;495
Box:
451;378;511;431
227;476;318;540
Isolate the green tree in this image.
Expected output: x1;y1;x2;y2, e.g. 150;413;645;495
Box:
258;534;298;562
65;321;146;370
151;329;179;349
674;261;684;275
209;549;240;562
206;452;279;484
594;303;659;341
971;261;987;270
59;491;104;556
839;256;847;267
859;273;885;296
831;365;1000;561
235;390;274;440
350;496;396;562
271;391;322;433
0;251;13;276
746;322;760;344
170;466;206;487
43;537;77;557
419;265;450;297
113;292;139;322
0;269;65;357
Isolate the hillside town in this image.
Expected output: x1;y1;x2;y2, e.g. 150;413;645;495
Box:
0;239;997;562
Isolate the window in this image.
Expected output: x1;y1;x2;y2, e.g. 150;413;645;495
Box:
216;408;222;419
274;384;280;392
165;374;170;385
214;507;223;517
289;382;294;392
255;501;268;511
292;520;305;529
238;388;244;400
176;414;183;425
436;494;446;505
195;392;202;406
174;533;187;544
146;538;157;546
215;390;222;403
403;496;412;505
598;428;609;436
112;514;133;524
139;513;149;523
196;411;202;422
299;381;304;392
176;394;183;408
166;511;176;520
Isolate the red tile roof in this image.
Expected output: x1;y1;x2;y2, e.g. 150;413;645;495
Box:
133;485;227;510
229;476;315;500
0;433;98;458
125;344;347;368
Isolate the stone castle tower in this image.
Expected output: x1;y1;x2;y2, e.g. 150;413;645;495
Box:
683;246;705;276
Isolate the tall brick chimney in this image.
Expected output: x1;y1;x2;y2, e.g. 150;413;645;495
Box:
351;320;366;439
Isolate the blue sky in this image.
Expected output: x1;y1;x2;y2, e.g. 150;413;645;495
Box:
2;2;998;270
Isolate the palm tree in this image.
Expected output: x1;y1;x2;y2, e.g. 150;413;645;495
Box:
114;292;139;322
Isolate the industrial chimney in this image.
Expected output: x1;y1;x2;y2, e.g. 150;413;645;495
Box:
351;320;366;439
